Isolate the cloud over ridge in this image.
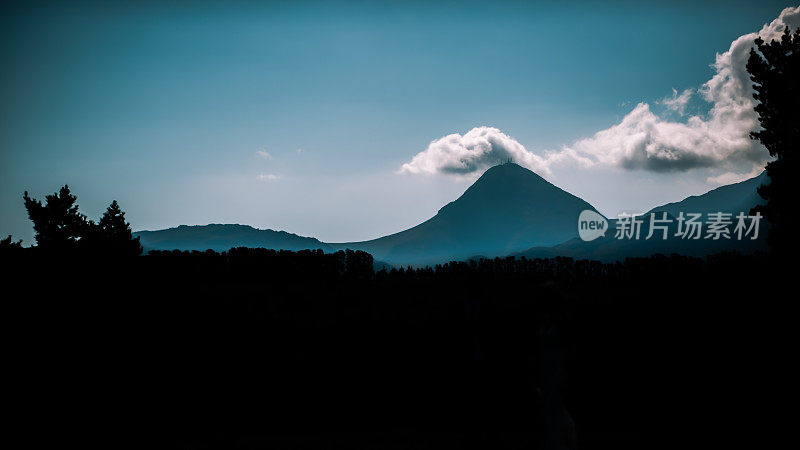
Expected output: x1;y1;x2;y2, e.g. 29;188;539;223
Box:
400;6;800;181
398;126;590;177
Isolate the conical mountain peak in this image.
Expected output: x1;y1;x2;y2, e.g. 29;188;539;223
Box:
345;163;599;264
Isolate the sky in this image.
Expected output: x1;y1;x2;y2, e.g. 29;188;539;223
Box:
1;1;798;244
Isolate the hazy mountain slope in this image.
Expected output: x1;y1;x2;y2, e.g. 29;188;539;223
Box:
135;224;331;253
646;171;767;217
516;171;770;262
518;219;767;262
333;163;601;264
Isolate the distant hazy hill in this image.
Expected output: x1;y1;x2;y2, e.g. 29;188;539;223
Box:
516;171;769;262
333;163;600;264
646;171;767;217
135;224;330;253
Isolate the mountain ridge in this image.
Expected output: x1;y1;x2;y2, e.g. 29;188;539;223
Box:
645;171;767;217
135;223;331;253
515;171;769;262
134;165;769;264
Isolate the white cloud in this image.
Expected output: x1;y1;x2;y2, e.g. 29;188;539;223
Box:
398;126;591;177
399;7;800;181
569;6;798;176
256;150;273;160
660;88;693;115
257;173;281;181
568;101;754;172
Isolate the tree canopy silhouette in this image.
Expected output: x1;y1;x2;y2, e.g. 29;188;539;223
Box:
23;185;141;255
23;185;87;250
0;235;23;249
94;200;143;256
747;26;800;254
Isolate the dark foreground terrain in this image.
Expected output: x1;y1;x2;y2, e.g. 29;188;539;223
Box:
3;247;791;449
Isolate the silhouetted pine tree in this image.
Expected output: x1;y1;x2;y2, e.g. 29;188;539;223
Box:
23;185;88;250
747;26;800;254
96;200;143;256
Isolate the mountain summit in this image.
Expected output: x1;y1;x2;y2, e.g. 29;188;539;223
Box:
336;163;600;264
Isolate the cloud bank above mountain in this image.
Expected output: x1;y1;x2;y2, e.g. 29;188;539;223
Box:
398;126;591;176
400;6;800;182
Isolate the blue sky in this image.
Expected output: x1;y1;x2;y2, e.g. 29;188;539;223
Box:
1;1;797;243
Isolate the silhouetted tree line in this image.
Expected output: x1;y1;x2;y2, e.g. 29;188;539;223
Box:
0;234;23;249
147;247;375;280
3;244;787;449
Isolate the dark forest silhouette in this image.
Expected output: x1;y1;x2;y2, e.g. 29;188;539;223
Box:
3;246;788;449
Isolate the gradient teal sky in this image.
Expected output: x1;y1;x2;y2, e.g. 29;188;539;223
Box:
1;1;794;243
